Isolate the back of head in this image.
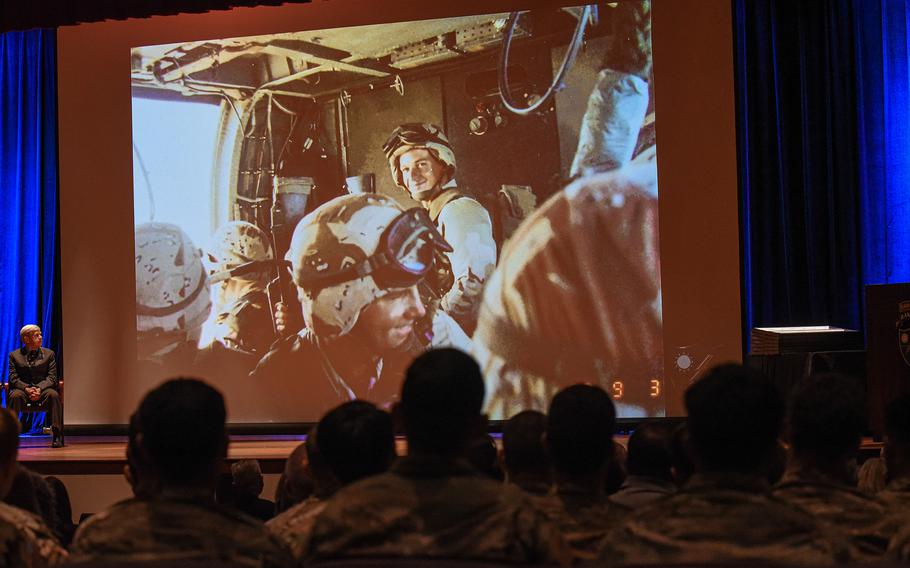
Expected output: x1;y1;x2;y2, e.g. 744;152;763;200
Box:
669;422;695;486
685;364;783;474
401;348;485;455
316;400;395;485
305;426;340;497
788;373;865;464
231;459;264;497
278;442;314;511
502;410;549;476
136;378;227;484
465;433;503;480
626;421;675;481
547;384;616;477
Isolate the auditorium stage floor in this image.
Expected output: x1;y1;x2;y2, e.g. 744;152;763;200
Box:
16;433;885;476
18;434;306;475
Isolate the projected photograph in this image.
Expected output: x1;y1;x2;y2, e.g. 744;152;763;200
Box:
130;1;663;421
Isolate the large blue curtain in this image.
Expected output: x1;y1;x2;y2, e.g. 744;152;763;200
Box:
735;0;864;346
855;0;910;286
0;30;61;403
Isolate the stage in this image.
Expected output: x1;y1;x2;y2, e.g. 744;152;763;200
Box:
19;434;307;475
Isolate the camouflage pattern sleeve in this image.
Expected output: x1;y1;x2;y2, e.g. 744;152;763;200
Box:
0;503;66;567
265;497;326;563
513;497;573;567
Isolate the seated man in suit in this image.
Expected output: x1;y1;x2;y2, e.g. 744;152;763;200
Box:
7;325;63;447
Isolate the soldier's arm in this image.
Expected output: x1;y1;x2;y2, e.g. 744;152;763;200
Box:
438;199;496;315
7;353;24;392
36;351;57;391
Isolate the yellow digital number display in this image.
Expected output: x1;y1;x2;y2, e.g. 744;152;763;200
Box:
650;379;661;398
611;380;624;399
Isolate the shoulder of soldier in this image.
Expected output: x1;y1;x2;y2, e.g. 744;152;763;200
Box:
71;498;145;544
266;498;327;562
773;479;888;515
250;331;319;378
0;501;67;565
439;193;491;222
267;495;323;531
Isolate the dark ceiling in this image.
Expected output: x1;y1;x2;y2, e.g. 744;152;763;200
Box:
0;0;310;33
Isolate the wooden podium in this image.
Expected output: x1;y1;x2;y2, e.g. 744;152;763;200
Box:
866;284;910;434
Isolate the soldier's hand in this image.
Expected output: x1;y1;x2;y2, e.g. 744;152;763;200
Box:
275;301;289;335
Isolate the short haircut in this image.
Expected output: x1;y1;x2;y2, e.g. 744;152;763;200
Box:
547;384;616;476
788;373;865;462
136;378;227;483
685;364;783;473
231;459;263;496
502;410;549;474
669;422;694;485
401;348;485;454
316;400;395;485
626;421;675;480
885;393;910;447
281;442;313;506
19;325;39;344
0;409;20;465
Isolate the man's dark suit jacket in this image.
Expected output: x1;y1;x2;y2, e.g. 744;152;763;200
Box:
8;347;58;391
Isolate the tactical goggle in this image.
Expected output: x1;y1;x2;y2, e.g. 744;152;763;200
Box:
301;207;453;291
382;124;449;160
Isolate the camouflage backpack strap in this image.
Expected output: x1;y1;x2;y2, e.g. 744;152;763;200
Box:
426;188;467;223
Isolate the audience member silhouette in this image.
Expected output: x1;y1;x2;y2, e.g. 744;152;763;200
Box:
610;421;676;509
878;393;910;560
69;378;292;566
231;459;275;521
465;432;503;480
5;466;55;532
270;400;395;561
668;422;695;487
531;384;627;561
604;440;628;495
879;393;910;508
43;476;75;548
500;410;551;495
0;408;65;566
274;441;314;514
305;348;568;564
598;363;848;565
773;373;897;560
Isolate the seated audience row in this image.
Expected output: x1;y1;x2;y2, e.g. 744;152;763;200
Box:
2;349;910;567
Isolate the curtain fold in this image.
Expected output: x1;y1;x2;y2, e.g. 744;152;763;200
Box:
855;0;910;287
734;0;864;347
0;29;62;398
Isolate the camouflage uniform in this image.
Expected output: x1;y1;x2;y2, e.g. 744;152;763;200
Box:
473;156;662;420
609;474;676;510
0;502;65;567
70;490;293;567
877;475;910;511
597;473;850;566
530;483;628;561
773;467;902;560
508;475;552;497
305;455;569;564
265;495;326;562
